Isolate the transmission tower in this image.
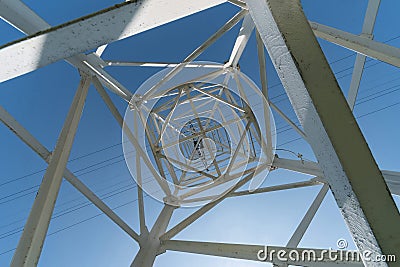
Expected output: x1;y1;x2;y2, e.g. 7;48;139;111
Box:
0;0;399;266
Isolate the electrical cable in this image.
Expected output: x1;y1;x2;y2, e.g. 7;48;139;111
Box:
1;32;400;258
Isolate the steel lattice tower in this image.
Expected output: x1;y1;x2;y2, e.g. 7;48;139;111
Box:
0;0;399;266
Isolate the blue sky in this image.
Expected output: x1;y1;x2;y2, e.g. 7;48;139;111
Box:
0;0;399;266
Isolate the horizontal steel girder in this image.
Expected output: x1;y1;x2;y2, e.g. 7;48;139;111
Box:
311;21;400;68
161;240;363;266
273;158;400;196
0;0;226;83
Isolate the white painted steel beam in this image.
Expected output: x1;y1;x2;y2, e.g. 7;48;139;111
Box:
133;112;148;235
255;31;268;96
105;61;225;68
0;105;141;243
226;121;251;174
142;9;247;100
269;101;307;140
0;0;133;101
348;55;367;109
381;170;400;196
310;21;400;68
226;13;255;66
0;0;49;34
191;86;246;113
69;54;133;101
273;158;323;177
161;171;256;241
255;30;274;158
246;0;400;265
161;240;363;266
131;205;175;267
11;75;90;267
230;180;320;197
347;0;381;110
156;89;182;144
0;0;227;83
179;161;266;200
92;77;172;196
227;0;247;9
286;184;329;248
273;158;400;196
182;179;320;203
185;90;222;176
